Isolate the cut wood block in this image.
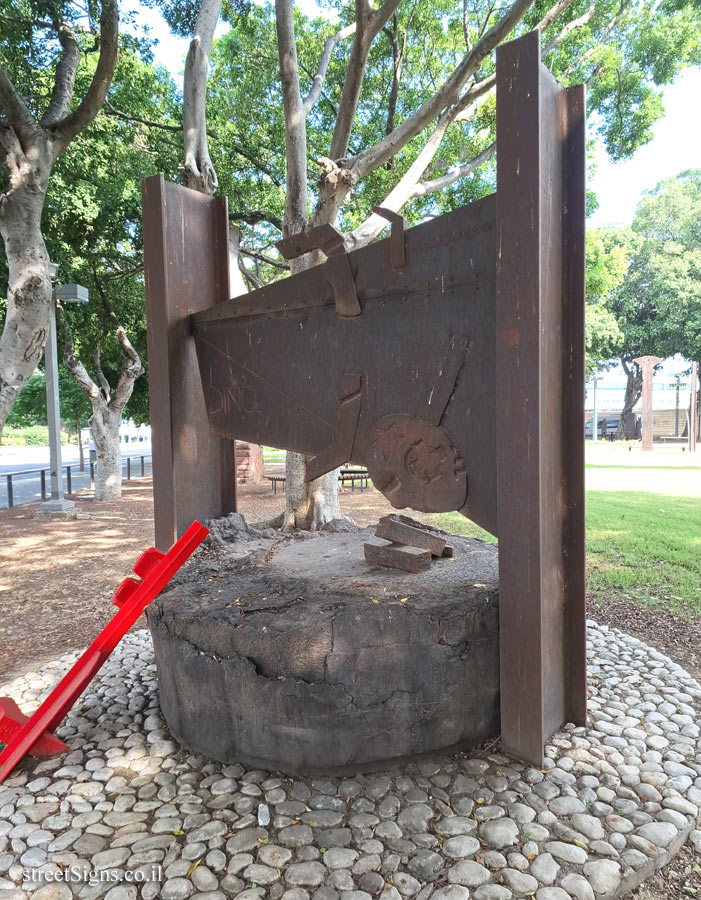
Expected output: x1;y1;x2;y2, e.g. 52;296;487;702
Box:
377;515;447;557
364;538;432;573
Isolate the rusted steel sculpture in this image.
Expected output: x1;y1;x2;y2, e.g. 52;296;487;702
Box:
634;355;663;451
142;29;586;765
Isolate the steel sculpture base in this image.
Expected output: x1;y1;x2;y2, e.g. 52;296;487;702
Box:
148;527;500;774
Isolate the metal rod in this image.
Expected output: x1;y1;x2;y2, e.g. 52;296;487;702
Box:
6;476;12;509
127;457;131;481
44;301;66;502
141;456;145;477
40;470;46;501
66;467;72;495
90;461;94;487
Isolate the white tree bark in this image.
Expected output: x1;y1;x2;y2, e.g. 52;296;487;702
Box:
61;310;144;501
275;0;351;530
0;0;118;432
182;0;222;194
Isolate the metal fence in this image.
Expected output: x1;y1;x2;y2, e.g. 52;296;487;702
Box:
0;455;152;510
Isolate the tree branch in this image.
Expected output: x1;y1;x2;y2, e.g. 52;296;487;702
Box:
240;247;290;270
59;316;101;404
303;23;356;116
276;0;308;247
543;1;594;55
40;22;81;127
182;0;222;194
53;0;119;152
230;210;283;231
350;0;541;180
0;67;35;130
329;0;403;161
111;310;145;409
104;99;182;132
91;342;111;400
412;141;496;197
240;262;263;290
384;15;405;143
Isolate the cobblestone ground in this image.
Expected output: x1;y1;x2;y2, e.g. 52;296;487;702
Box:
1;620;700;900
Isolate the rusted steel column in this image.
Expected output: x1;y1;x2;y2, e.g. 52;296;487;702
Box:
142;175;237;550
690;362;698;453
496;30;587;765
634;356;662;451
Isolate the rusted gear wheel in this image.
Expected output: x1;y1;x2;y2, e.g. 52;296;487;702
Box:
365;414;467;512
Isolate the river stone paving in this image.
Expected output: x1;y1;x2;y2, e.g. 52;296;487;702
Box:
0;621;700;900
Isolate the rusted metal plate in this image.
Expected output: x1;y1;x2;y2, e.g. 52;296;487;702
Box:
496;31;587;764
364;539;432;573
372;207;407;270
142;175;237;551
193;196;498;532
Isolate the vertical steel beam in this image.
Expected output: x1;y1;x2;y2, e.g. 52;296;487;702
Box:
142;175;237;550
496;30;587;765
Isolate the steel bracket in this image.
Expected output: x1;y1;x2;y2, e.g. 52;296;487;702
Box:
372;207;408;271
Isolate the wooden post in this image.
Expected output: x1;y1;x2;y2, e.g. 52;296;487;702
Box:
496;30;587;765
634;356;662;451
690;361;698;453
142;175;237;550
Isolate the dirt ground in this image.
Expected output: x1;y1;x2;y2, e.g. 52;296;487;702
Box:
1;474;699;898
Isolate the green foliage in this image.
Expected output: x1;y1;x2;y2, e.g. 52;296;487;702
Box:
432;474;701;613
5;370;92;427
608;169;701;365
1;425;70;445
584;228;629;375
586;489;701;613
39;48;181;423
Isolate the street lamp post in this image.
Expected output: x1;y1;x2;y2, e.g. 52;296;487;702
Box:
40;267;89;516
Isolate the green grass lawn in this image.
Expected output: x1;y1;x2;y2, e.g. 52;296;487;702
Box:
428;490;701;615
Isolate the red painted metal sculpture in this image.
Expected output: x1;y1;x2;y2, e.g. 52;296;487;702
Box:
0;521;208;783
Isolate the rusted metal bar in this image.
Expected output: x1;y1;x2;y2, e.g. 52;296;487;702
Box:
276;223;345;260
142;175;237;550
66;466;72;495
634;355;662;451
6;475;12;509
376;515;446;557
372;207;407;271
192;195;498;532
364;539;432;573
496;29;587;765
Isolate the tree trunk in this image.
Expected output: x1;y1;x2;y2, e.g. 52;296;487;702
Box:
89;403;122;500
617;359;642;439
0;142;53;431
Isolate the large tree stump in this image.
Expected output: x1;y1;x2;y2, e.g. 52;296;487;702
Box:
148;521;499;773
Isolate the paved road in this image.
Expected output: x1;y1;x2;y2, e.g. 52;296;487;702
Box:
0;444;152;508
